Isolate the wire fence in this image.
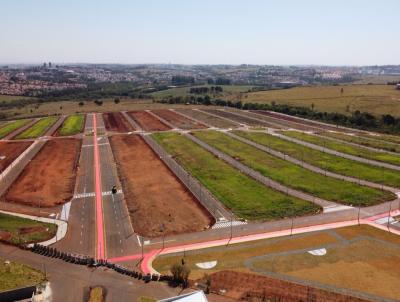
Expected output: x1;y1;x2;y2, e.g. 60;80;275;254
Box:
141;134;230;222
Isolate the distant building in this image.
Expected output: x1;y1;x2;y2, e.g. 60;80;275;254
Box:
397;83;400;90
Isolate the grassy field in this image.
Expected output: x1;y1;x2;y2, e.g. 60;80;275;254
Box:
57;114;85;136
282;131;400;166
153;225;400;300
0;119;31;138
0;258;45;292
151;85;254;99
0;94;33;103
15;116;58;139
360;132;400;145
233;131;400;188
193;131;392;206
242;85;400;116
323;131;400;153
152;132;320;220
0;212;57;245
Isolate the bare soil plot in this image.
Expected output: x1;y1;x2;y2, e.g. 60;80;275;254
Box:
203;109;276;127
152;109;207;129
103;112;133;132
0;141;32;171
176;109;237;128
251;110;347;132
110;134;212;237
128;110;171;131
5;139;81;207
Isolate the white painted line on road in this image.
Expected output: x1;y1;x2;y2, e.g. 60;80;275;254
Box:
212;220;247;229
136;235;142;247
144;239;176;246
60;201;71;221
323;205;353;213
73;190;122;199
82;143;109;148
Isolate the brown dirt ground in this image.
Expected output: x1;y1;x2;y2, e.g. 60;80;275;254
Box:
0;230;11;242
152;109;207;129
103;112;133;132
128;110;171;131
5;138;81;207
204;109;274;127
110;134;212;237
207;271;368;302
0;141;32;171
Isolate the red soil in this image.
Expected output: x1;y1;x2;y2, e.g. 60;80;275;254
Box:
128;111;171;131
5;139;81;207
0;141;32;171
103;112;133;132
110;134;212;237
152;109;207;129
208;271;369;302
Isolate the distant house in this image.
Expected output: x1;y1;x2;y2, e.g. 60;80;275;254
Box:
397;83;400;90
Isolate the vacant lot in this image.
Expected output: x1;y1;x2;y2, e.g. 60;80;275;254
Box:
153;225;400;300
5;139;81;207
15;116;58;139
0;141;32;171
152;109;206;129
150;85;254;99
176;109;237;128
282;130;400;166
57;114;85;136
153;132;320;220
194;131;392;206
0;119;31;139
234;131;400;188
110;135;212;237
323;131;400;153
243;84;400;116
128;110;171;131
0;258;45;292
103;112;133;132
203;109;278;128
0;212;57;245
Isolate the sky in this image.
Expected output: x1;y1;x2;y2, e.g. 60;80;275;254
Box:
1;0;399;65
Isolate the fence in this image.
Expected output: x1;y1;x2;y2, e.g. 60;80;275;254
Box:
141;134;230;221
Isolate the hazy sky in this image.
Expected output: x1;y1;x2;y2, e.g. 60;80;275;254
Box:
1;0;399;65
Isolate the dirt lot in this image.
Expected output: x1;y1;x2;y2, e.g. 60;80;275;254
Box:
103;112;133;132
176;109;237;128
0;141;32;171
110;134;212;237
152;109;207;129
207;271;368;302
203;109;276;128
128;111;171;131
5;138;81;207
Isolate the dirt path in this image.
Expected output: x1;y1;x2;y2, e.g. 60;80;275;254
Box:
0;141;32;171
5;139;81;207
103;112;133;132
152;109;206;129
128;111;171;131
110;134;212;237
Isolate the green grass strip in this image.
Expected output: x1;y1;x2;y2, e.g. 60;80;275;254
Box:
233;130;400;188
15;116;58;139
194;131;393;206
58;114;85;136
0;212;57;245
0;257;45;292
360;132;400;145
323;131;400;153
282;131;400;166
0;119;31;139
152;132;320;220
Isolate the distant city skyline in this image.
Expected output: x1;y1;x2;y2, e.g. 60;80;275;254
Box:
1;0;399;65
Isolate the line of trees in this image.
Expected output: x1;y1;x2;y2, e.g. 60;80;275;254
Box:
189;86;223;94
159;95;400;133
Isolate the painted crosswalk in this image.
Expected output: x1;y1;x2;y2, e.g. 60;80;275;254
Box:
374;216;399;225
212;220;247;229
73;190;123;199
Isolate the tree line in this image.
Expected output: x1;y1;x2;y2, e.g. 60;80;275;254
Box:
158;95;400;134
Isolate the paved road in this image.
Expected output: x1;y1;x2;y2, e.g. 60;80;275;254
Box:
277;132;400;171
44;115;66;137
